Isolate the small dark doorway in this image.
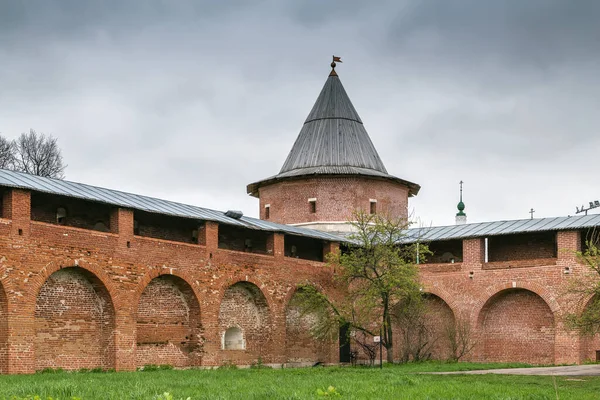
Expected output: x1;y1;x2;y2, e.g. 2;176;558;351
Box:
339;323;351;363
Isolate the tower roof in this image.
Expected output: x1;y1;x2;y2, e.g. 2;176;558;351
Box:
247;66;420;197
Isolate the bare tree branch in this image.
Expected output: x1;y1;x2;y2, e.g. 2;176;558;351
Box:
11;129;66;179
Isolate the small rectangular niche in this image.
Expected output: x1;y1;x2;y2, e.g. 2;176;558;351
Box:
134;210;201;244
369;199;377;215
31;192;112;232
308;198;317;214
218;224;269;254
284;234;324;262
264;204;270;220
424;239;463;264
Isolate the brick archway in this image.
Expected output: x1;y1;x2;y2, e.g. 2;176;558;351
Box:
477;288;555;364
284;284;333;364
579;294;600;362
392;293;456;362
135;274;202;368
218;281;272;364
34;266;116;371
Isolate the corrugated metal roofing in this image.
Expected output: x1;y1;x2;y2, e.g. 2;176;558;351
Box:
247;72;420;197
3;169;598;246
404;214;600;243
0;169;343;242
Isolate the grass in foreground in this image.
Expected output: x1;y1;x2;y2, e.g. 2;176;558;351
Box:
0;362;599;400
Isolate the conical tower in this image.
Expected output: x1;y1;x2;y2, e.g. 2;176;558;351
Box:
247;60;420;232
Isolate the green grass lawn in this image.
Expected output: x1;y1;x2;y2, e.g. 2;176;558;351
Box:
1;362;599;400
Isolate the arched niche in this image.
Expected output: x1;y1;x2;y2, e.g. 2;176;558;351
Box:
218;282;271;362
34;267;115;371
579;295;600;363
136;275;202;368
284;286;332;364
392;293;456;362
223;326;245;350
478;288;555;364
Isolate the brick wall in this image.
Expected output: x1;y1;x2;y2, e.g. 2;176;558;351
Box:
478;289;555;364
488;232;556;262
0;281;7;374
285;288;333;364
136;275;202;368
218;282;273;364
34;268;115;371
1;186;600;373
580;295;600;362
258;176;409;225
422;295;455;360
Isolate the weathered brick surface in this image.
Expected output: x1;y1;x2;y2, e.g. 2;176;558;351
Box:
285;288;335;364
0;189;340;373
478;289;555;364
136;275;202;367
34;268;115;370
0;187;599;373
258;176;409;224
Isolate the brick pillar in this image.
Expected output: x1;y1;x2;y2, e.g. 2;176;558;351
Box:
110;208;134;247
557;230;580;266
272;233;284;260
555;230;583;364
199;221;220;366
7;311;35;374
323;241;339;261
204;221;219;251
3;190;35;373
3;189;31;238
114;305;137;371
463;238;484;271
199;300;221;366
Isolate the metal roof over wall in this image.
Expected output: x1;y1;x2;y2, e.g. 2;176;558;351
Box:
404;214;600;243
2;168;599;245
0;169;342;242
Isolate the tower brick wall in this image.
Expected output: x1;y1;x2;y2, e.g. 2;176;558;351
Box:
258;176;409;225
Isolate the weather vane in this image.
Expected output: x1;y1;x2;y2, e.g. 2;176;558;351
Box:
330;56;342;76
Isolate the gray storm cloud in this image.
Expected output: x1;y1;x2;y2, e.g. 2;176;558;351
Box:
1;0;599;226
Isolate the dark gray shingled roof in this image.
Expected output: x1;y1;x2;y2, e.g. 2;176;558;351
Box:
247;71;420;197
0;169;343;242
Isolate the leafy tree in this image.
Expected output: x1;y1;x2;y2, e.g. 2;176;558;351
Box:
11;129;66;179
295;211;425;363
567;229;600;335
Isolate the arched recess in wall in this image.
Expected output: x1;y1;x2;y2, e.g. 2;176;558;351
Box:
478;288;555;365
34;267;115;371
579;294;600;363
285;286;333;364
219;281;272;363
136;275;202;368
392;293;456;362
0;280;8;374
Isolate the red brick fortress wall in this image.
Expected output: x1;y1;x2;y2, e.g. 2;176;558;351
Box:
257;176;409;225
0;189;341;374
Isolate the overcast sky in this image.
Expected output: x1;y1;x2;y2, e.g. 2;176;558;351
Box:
1;0;599;227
